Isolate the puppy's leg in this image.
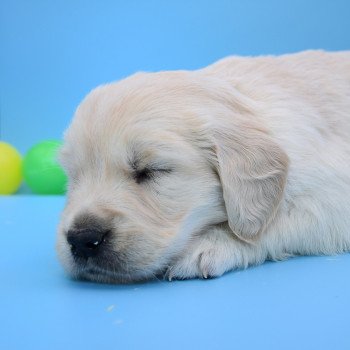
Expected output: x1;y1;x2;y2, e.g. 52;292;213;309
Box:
166;224;268;280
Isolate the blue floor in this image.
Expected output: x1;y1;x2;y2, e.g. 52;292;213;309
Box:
1;196;349;350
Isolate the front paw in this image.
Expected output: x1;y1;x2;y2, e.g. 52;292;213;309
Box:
165;241;232;281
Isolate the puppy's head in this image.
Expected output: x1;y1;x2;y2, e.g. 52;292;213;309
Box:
57;71;288;283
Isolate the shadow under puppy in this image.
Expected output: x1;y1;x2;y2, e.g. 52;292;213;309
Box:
57;50;350;283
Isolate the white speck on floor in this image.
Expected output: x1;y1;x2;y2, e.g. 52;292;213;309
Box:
106;305;116;312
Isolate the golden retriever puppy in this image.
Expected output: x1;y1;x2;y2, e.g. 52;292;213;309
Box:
56;50;350;283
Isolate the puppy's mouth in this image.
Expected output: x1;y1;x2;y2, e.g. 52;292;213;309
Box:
71;254;132;284
70;252;165;284
78;264;134;284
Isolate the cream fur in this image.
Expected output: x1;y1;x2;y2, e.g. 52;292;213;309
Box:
56;50;350;283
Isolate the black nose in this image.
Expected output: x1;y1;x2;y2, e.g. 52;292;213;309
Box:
67;229;109;259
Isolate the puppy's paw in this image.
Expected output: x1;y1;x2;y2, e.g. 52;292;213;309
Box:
197;248;230;279
165;236;234;281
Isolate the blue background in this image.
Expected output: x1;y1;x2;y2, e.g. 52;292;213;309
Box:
1;0;350;154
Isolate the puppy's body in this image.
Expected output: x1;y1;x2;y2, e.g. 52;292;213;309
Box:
57;51;350;282
205;52;350;253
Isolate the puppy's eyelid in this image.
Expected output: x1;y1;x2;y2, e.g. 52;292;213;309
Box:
134;168;151;184
133;166;172;184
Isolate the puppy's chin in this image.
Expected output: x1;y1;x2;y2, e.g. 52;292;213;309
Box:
61;257;164;284
73;265;158;284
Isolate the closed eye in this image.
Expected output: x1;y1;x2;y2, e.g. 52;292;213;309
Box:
134;167;172;184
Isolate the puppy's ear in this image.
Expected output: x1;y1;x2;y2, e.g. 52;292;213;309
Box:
208;121;289;241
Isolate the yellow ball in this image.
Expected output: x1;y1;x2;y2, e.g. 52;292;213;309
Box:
0;142;22;194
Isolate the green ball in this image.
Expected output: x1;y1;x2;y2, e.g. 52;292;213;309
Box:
23;140;67;194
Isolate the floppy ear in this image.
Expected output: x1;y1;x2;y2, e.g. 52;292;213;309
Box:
209;121;289;241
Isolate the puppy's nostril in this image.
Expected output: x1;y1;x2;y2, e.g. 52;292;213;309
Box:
86;240;102;249
67;229;109;258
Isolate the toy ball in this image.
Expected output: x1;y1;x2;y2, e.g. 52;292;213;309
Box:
23;140;67;194
0;141;23;195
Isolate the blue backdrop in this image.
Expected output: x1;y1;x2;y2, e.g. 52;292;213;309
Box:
1;0;350;154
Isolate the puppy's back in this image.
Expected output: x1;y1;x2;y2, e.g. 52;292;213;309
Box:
203;50;350;83
201;50;350;139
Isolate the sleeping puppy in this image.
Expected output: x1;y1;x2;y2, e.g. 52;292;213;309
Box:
56;50;350;283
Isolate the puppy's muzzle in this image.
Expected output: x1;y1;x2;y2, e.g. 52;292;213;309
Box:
67;228;109;259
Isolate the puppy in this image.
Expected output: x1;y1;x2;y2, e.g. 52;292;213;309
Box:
56;50;350;283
